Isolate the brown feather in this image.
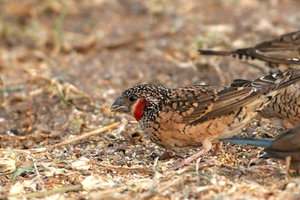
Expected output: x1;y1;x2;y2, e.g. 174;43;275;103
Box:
170;86;264;125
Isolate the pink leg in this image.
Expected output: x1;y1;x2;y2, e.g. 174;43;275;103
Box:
285;156;291;173
169;140;212;170
212;142;223;156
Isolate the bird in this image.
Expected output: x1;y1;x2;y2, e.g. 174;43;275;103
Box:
110;70;300;169
198;30;300;72
230;69;300;128
220;124;300;172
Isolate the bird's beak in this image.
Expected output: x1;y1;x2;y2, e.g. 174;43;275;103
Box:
110;96;130;113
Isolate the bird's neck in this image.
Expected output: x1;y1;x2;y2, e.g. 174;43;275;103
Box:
133;99;149;121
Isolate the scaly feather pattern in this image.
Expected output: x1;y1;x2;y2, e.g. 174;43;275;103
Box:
231;69;300;127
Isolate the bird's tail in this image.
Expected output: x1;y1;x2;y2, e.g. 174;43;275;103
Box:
198;50;231;56
220;138;274;148
198;48;257;60
199;47;300;65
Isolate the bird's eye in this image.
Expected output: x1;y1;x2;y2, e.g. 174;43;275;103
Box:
129;95;137;102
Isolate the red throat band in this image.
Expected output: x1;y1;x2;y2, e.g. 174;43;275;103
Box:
133;99;148;121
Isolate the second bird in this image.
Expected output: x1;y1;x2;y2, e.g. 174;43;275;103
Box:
199;30;300;71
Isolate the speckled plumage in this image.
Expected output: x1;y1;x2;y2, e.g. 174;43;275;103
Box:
111;70;300;169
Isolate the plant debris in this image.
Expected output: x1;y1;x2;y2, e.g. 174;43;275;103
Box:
1;0;300;199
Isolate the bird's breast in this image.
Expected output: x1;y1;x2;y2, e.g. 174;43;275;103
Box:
260;83;300;126
141;110;234;150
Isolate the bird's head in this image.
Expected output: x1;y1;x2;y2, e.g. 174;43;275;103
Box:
110;84;169;121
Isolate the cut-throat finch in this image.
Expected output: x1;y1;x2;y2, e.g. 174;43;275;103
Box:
111;69;300;169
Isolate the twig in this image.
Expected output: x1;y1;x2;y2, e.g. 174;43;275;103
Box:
96;162;153;173
0;122;121;153
155;49;197;70
25;69;91;99
0;85;26;93
103;28;177;50
240;60;269;74
48;122;120;149
0;132;60;141
11;184;82;199
90;186;128;199
157;176;183;193
136;171;183;199
0;148;47;154
0;135;27;140
204;59;226;85
210;63;226;85
34;161;45;187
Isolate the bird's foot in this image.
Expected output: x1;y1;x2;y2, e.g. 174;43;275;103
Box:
168;159;191;170
211;142;223;156
168;148;207;170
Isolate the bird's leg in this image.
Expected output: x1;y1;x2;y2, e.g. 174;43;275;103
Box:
285;156;292;173
212;141;223;156
282;120;293;129
169;140;212;170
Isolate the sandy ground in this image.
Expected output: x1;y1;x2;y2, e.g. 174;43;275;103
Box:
0;0;300;199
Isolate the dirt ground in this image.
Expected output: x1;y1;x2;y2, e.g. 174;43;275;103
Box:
0;0;300;199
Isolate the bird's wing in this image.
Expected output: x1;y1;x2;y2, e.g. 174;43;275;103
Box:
230;79;252;87
169;85;265;124
169;70;300;125
231;69;300;88
188;86;264;125
168;85;220;122
254;30;300;52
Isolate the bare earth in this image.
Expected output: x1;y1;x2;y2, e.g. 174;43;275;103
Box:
0;0;300;199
